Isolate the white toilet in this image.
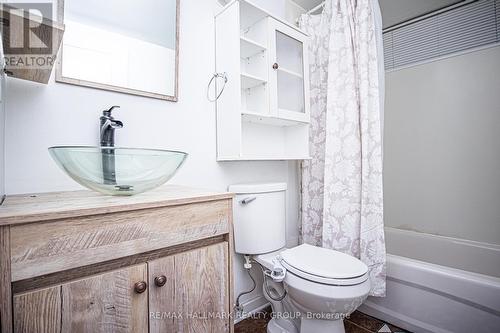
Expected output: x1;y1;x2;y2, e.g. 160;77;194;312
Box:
229;182;370;333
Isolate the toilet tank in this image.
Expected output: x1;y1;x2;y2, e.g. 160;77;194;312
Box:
228;182;286;255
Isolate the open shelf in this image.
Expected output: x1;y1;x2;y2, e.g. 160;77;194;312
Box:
242;110;305;127
278;108;306;116
240;36;266;58
218;155;311;161
238;0;307;36
241;72;267;89
240;121;310;160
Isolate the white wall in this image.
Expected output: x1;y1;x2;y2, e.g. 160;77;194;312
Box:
4;0;301;314
384;45;500;246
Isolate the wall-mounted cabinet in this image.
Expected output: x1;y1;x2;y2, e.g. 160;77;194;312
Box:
215;0;310;161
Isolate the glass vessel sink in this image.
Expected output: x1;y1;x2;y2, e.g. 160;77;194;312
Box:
49;146;187;196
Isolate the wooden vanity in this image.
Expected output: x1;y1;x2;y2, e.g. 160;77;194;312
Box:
0;186;234;333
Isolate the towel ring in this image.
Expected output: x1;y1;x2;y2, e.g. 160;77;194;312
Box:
207;72;228;102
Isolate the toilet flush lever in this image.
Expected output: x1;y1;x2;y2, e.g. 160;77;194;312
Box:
240;197;256;205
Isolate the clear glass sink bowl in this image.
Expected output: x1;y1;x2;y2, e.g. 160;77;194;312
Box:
49;146;187;196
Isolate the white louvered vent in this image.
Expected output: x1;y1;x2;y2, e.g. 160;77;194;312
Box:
383;0;500;71
496;0;500;37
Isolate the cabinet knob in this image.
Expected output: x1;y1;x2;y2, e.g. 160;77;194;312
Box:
154;275;167;287
272;63;279;70
134;281;147;294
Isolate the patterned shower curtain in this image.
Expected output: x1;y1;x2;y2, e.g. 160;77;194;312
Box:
299;0;386;296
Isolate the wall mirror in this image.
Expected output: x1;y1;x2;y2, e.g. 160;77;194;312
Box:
56;0;179;101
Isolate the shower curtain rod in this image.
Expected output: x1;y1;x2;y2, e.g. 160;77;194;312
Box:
304;0;477;33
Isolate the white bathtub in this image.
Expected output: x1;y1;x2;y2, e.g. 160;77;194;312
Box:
359;227;500;333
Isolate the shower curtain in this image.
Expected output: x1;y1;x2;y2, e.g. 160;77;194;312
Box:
299;0;386;296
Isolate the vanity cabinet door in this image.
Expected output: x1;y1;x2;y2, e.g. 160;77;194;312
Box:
13;264;149;333
60;264;148;333
148;256;175;332
148;243;230;333
13;286;61;333
173;242;230;333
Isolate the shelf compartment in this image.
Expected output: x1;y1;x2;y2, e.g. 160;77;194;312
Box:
218;155;311;161
240;121;310;160
241;72;267;89
242;110;306;126
240;36;266;58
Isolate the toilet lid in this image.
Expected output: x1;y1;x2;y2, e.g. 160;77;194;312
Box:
280;244;369;285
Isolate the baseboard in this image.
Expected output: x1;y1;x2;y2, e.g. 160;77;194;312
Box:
234;295;270;324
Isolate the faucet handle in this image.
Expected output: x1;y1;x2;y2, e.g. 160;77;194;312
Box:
111;120;124;129
103;105;120;116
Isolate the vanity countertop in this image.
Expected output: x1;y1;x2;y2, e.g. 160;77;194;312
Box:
0;185;233;226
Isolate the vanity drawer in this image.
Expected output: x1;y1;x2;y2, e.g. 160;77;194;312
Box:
10;199;231;282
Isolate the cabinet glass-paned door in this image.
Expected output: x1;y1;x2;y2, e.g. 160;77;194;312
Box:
269;19;309;123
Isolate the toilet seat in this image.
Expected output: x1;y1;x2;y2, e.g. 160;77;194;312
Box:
280;244;369;286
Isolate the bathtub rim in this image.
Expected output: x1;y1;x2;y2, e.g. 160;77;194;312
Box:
385;226;500;278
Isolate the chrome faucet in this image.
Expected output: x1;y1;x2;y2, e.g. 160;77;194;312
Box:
100;106;123;147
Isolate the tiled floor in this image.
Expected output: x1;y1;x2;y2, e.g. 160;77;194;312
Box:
235;307;410;333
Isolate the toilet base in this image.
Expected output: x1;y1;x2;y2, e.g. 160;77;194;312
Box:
267;318;298;333
266;317;346;333
262;276;358;333
300;318;345;333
